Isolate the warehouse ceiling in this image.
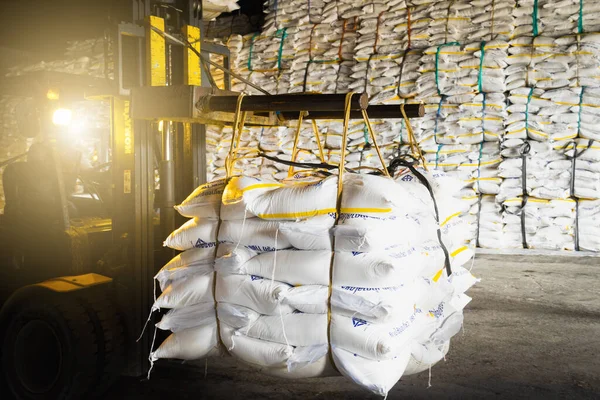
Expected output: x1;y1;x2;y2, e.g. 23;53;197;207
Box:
0;0;263;64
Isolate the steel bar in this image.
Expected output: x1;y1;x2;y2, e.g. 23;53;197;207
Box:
201;93;369;113
279;104;424;120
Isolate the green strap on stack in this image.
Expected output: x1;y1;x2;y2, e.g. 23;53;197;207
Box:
275;28;288;70
435;144;443;169
435;42;460;96
577;87;585;136
247;33;259;71
532;0;539;37
481;92;487;139
478;41;486;93
525;87;534;135
578;0;584;34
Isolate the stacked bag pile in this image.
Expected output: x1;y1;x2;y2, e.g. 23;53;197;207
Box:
204;13;261;38
208;0;600;252
6;39;107;79
148;167;477;396
393;0;514;50
200;0;241;21
512;0;600;37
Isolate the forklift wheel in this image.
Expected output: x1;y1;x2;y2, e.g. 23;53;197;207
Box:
0;286;124;400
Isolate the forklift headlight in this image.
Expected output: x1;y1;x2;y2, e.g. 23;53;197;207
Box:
52;108;72;126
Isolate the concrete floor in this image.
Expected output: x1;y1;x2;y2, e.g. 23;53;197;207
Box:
108;254;600;399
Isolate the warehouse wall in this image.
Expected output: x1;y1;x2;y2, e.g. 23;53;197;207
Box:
206;0;600;252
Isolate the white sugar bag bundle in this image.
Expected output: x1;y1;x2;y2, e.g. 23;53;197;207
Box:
220;174;337;220
163;217;292;251
332;345;411;396
219;303;328;346
469;194;505;248
263;0;331;29
329;309;426;361
574;90;600;141
154;248;216;290
287;20;356;94
498;143;573;201
150;321;219;362
205;13;257;38
507;34;600;89
513;0;600;38
502;197;576;250
216;248;331;286
416;40;508;99
418;93;507;145
578;199;600;251
421;143;502;194
351;54;405;100
175;179;227;219
399;0;514;48
504;87;583;144
215;273;296;315
153;272;214;310
392;4;430;49
564;139;600;199
152;171;477;394
156;302;216;332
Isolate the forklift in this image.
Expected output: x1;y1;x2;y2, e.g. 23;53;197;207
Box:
0;1;423;398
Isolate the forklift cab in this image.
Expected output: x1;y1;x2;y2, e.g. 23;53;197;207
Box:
0;2;224;398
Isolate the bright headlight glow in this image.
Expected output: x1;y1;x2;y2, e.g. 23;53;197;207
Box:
52;108;72;126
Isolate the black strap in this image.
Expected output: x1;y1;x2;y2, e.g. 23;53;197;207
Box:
575;199;580;251
259;152;338;173
519;142;531;249
475;193;483;248
388;156;452;277
396;48;408;99
561;139;594;251
302;60;313;93
363;54;375;95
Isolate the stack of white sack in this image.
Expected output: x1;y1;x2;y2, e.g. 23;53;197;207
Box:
226;34;255;93
206;125;262;181
502;87;600;147
466;194;506;249
417;93;506;146
6;39;107;79
578;199;600;251
506;34;600;90
203;0;241;20
149;170;477;396
564;139;600;200
501;197;576;250
227;31;291;95
498;140;578;202
415;40;508;100
262;0;336;30
512;0;600;38
394;0;514;49
204;13;259;39
422;142;503;196
347;1;406;101
287;19;358;94
419;143;502;245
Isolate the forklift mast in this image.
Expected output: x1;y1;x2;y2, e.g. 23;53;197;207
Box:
109;0;233;376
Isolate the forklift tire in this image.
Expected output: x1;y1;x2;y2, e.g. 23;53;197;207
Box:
0;286;125;400
76;288;126;395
